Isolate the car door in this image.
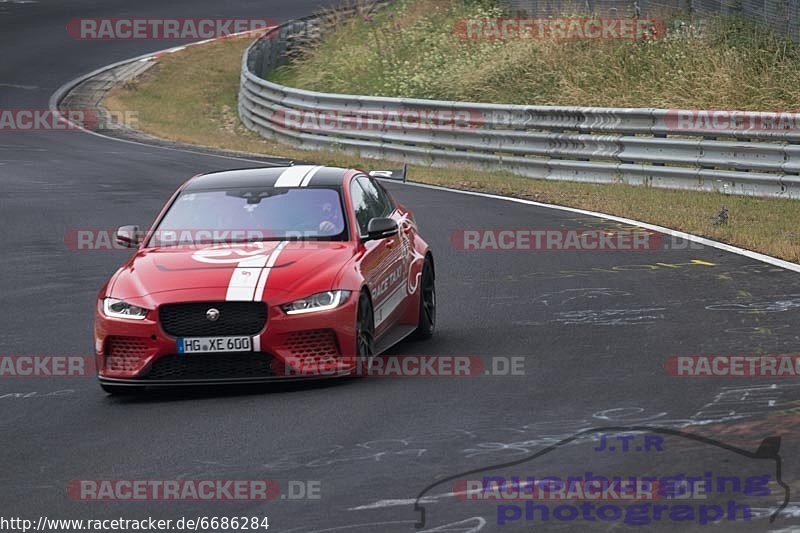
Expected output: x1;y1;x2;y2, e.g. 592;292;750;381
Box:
367;176;416;295
350;176;406;337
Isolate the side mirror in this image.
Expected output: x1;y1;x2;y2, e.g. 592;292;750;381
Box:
115;225;141;248
366;217;399;241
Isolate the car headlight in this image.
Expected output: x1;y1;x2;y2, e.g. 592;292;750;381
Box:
102;298;150;320
281;290;351;315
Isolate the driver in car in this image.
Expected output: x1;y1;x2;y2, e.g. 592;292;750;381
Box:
318;201;341;234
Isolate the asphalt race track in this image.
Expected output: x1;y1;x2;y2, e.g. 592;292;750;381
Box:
2;1;800;531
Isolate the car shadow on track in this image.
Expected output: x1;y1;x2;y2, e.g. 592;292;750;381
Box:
103;377;358;404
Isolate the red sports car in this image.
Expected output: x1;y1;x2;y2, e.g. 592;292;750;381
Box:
94;165;435;393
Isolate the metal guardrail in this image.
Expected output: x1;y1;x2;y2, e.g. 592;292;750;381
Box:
238;12;800;198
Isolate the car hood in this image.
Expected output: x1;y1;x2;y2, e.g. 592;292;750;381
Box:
108;241;354;305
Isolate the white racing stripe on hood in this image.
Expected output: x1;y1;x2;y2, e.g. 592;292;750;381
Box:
224;165;323;301
225;242;286;301
254;240;289;301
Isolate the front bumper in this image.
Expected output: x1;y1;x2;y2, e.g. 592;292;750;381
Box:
94;295;359;385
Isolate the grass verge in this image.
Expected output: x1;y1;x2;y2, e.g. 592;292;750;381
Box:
270;0;800;109
106;30;800;262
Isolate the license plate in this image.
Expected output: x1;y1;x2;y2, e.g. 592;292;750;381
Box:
177;336;252;354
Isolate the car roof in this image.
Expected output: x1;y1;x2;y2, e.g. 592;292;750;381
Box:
185;166;351;191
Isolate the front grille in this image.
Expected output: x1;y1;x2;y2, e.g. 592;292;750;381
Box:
144;352;275;380
159;302;267;337
106;336;151;372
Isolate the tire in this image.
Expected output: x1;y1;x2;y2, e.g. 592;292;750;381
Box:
413;257;435;339
356;291;375;358
100;384;144;395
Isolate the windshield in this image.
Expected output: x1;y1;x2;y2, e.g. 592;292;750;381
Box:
148;187;347;246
